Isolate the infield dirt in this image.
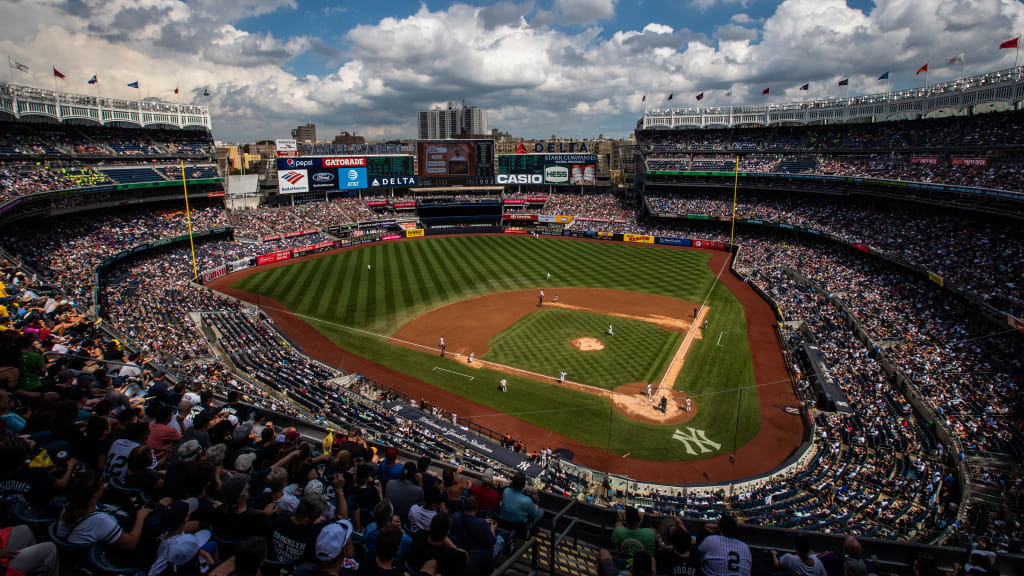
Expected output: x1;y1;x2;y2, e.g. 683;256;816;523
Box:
210;236;804;484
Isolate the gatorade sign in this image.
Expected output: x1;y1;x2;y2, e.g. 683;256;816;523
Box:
544;165;569;184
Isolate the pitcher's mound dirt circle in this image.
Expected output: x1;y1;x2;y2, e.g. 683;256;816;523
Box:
610;383;696;425
570;337;605;351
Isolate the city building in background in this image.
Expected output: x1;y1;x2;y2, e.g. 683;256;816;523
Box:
417;101;488;139
333;131;366;146
291;123;317;143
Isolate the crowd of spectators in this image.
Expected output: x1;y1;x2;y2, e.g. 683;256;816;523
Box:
0;121;213;158
645;190;1024;316
0;161;220;202
228;199;378;238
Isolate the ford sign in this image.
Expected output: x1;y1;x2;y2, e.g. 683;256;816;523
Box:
312;172;335;183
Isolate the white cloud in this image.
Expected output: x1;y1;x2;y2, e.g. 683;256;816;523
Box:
689;0;750;13
3;0;1024;142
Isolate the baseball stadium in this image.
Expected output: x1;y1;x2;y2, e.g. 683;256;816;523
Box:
1;8;1024;576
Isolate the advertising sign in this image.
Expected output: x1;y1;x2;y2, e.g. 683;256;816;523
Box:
544;165;570;184
537;214;573;223
951;157;989;167
497;174;542;184
570;164;596;185
340;167;367;189
1008;315;1024;335
910;157;939;165
927;271;944;287
656;237;692;247
324;157;366;168
416;140;495;186
394;201;417;208
369;176;418;187
257;250;292;265
275;139;298;157
502;214;539;221
503;199;525;205
365;200;388;207
382;234;402;241
623;234;654;244
200;266;227;284
692;239;729;251
277;169;309;194
526;196;548;202
309;168;338;190
406;228;425;238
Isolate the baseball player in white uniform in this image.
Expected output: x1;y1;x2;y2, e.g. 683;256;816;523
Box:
546;272;551;280
686;397;692;412
468;352;474;365
559;370;566;384
647;382;652;401
500;378;507;392
608;323;614;336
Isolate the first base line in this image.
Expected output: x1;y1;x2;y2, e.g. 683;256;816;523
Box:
433;366;475;381
717;331;727;346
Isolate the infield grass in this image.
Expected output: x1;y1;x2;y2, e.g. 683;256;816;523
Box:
231;235;760;461
484;309;683;389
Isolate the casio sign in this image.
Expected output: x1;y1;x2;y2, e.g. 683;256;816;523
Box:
312;172;335;183
497;174;543;185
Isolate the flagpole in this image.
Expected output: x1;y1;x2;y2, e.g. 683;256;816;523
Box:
1016;35;1021;72
181;159;199;280
730;154;739;249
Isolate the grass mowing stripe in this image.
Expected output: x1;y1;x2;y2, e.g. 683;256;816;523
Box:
314;250;349;320
235;237;763;460
288;254;324;310
375;246;390;323
355;247;376;326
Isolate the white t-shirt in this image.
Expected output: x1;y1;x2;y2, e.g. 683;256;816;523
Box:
408;505;438;534
104;438;139;481
779;554;826;576
57;511;123;546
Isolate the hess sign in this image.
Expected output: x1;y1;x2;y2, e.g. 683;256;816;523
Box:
497;174;542;185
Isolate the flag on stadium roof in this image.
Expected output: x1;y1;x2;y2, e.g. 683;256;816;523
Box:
947;53;963;65
8;57;28;72
52;67;65;79
838;78;849;86
724;90;732;96
641;94;646;103
695;92;703;101
127;81;139;88
203;89;210;96
667;93;673;100
174;87;179;94
878;71;889;80
762;87;770;95
88;75;97;85
799;83;809;91
1000;36;1019;49
916;63;928;75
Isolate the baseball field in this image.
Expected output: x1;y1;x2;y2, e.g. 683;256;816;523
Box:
217;235;803;481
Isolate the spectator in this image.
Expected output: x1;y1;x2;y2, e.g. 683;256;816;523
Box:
55;469;151;550
655;522;701;576
270;490;328;564
293;520;357;576
449;494;502;563
773;536;826;576
612;506;659;557
150;500;215;576
406;512;468;576
362;500;412;561
385;461;422;528
498;471;541;532
698;515;751;576
234;538;268;576
469;468;501;513
211;474;275;541
408;486;445;534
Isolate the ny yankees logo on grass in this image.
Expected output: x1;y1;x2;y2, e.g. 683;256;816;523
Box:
672;427;721;455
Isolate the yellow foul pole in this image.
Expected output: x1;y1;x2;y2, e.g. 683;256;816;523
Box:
730;154;739;248
181;160;198;280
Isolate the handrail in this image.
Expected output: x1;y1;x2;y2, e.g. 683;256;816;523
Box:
490;536;538;576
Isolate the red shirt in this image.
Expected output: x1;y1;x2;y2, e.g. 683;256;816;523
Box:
147;421;182;457
469;484;500;512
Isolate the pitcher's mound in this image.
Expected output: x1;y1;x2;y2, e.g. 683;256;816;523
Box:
570;337;605;351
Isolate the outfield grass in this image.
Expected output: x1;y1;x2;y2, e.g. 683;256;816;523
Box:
484;308;683;389
231;235;759;461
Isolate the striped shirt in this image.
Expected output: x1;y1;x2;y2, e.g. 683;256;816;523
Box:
698;534;752;576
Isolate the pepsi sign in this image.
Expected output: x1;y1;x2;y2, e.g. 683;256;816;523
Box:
280;158;314;169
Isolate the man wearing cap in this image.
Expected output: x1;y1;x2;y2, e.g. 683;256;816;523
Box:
656;519;701;576
292;520;357;576
378;448;403;487
212;474;277;541
612;506;658;556
698;515;751;576
271;491;328;564
150;500;215;576
469;469;501;513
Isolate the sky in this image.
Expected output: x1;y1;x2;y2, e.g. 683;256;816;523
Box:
2;0;1023;142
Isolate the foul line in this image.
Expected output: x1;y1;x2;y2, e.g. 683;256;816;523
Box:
433;366;475;381
717;331;727;346
655;252;732;393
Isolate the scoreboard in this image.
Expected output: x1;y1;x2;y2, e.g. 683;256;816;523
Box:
367;156;413;178
496;154;599;185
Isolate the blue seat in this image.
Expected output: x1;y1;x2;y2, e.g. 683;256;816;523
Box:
89;546;146;576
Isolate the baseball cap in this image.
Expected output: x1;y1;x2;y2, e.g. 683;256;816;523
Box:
226;415;239;426
176;440;203;463
315;520;354;561
161;499;199;533
220;474;249;507
182;392;201;405
167;530;212;567
385;447;398;460
304;478;325;495
285;430;300;443
232;422;253;442
234;452;257;473
482;468;494;484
